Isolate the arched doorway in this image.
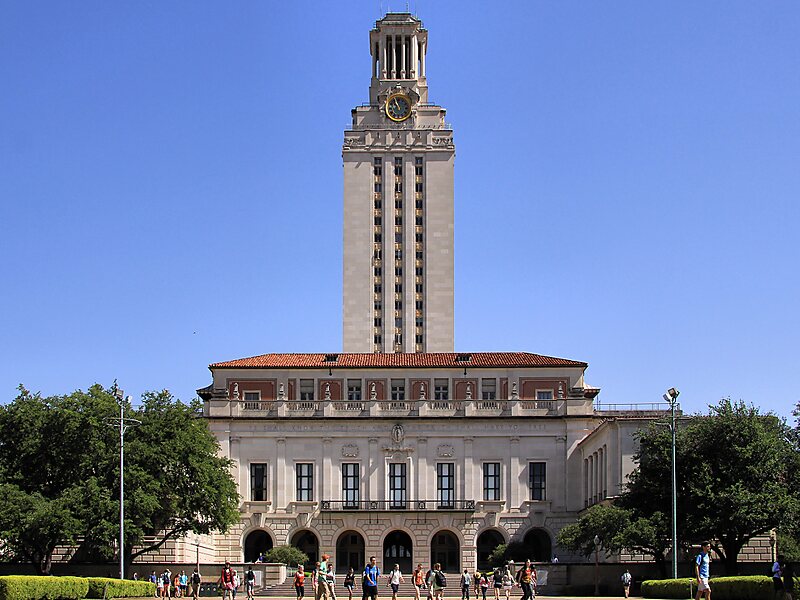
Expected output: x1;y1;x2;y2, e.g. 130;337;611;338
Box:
291;530;320;567
244;530;274;563
383;530;413;574
476;530;504;571
430;530;459;572
337;530;366;573
523;529;552;562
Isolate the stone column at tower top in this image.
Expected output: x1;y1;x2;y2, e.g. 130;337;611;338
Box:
369;13;429;105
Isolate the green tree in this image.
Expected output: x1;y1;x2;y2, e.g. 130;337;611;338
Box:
116;390;240;570
621;398;800;574
264;546;309;566
0;386;117;574
0;384;240;574
556;504;627;558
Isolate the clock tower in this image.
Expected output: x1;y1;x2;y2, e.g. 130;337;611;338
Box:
343;13;455;353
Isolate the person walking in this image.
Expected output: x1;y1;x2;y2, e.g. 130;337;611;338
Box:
695;542;712;600
412;564;426;600
220;561;236;600
191;568;201;600
327;562;338;600
245;565;256;600
163;569;173;599
180;571;188;598
621;569;632;598
387;563;404;600
773;556;785;600
316;554;331;600
492;568;503;600
473;571;481;599
344;568;356;600
362;556;381;600
515;560;535;600
427;563;445;600
460;569;471;600
295;564;306;600
500;567;514;600
479;572;489;600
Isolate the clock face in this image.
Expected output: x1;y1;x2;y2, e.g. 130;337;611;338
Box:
386;93;412;122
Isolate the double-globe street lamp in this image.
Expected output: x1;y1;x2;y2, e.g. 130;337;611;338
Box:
662;387;681;579
106;386;141;580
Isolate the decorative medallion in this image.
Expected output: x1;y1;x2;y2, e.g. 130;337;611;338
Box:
341;443;359;458
437;443;455;458
391;424;404;443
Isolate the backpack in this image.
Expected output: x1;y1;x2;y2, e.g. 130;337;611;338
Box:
435;571;446;588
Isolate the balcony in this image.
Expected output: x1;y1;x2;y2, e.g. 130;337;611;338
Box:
320;499;475;512
209;397;596;418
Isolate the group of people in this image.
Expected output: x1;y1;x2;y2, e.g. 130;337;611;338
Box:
147;568;201;599
219;562;258;600
294;557;539;600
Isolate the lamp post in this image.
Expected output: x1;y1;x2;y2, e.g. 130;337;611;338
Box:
662;387;680;579
593;535;600;595
106;386;141;580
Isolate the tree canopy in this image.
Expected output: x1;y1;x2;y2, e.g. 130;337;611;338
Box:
0;384;240;574
558;398;800;575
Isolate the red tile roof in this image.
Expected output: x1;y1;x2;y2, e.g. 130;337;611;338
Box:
210;352;586;370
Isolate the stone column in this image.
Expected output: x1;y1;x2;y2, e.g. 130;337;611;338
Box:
381;37;387;79
509;437;520;508
390;35;396;78
420;41;426;77
276;438;286;510
401;35;406;79
368;437;379;502
411;34;418;78
417;437;428;500
464;437;473;504
323;438;333;502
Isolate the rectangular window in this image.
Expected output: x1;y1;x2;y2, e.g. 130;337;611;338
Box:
343;463;360;508
483;463;501;501
415;300;423;310
299;380;314;401
389;463;407;509
250;463;268;501
243;391;260;402
374;317;382;327
415;232;423;242
482;379;497;400
437;463;455;508
434;379;449;401
529;462;546;501
374;182;382;193
415;283;423;293
415;199;423;209
415;334;423;344
415;182;423;193
390;379;405;401
347;380;362;401
536;390;554;401
296;463;313;501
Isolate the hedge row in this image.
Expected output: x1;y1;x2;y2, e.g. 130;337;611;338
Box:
0;575;155;600
641;576;773;600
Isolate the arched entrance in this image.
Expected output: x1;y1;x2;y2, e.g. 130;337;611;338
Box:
383;530;413;574
291;530;320;567
337;530;366;573
430;530;459;572
476;530;504;571
523;529;552;562
244;530;274;563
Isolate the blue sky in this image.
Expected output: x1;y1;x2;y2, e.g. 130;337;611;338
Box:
2;1;798;421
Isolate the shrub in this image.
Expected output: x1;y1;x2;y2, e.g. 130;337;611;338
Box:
0;575;89;600
263;545;309;566
86;577;156;599
641;578;695;599
641;576;773;600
